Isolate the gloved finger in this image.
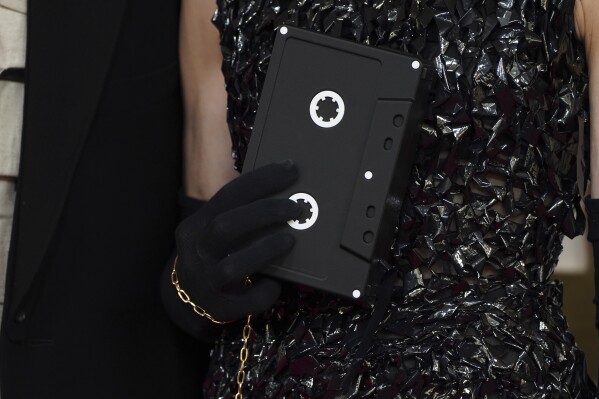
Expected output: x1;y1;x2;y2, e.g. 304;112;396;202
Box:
207;198;301;246
224;278;282;318
213;232;295;289
205;160;299;216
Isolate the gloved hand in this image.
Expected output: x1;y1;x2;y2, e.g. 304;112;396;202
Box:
161;160;301;341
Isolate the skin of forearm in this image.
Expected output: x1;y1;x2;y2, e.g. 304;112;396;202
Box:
574;0;599;197
180;0;238;201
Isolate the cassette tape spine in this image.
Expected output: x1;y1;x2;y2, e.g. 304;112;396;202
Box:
340;59;434;265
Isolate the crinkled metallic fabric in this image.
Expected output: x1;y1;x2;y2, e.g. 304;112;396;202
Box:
207;0;596;396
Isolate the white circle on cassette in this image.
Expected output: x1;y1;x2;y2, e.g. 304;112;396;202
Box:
288;193;319;230
309;90;345;128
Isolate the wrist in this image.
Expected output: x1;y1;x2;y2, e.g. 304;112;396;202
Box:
178;189;207;220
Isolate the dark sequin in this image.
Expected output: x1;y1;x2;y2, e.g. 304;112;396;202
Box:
207;0;595;396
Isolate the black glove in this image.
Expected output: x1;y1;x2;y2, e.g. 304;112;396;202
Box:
161;160;301;341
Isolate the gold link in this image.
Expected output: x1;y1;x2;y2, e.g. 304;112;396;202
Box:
240;347;248;362
237;370;246;385
177;290;191;303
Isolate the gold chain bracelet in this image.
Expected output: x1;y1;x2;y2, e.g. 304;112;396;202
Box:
170;256;253;398
170;256;230;324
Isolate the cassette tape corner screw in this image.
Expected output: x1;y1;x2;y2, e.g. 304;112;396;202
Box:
280;26;288;35
412;60;420;69
352;290;361;298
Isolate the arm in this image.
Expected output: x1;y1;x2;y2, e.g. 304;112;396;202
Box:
575;0;599;197
180;0;238;200
576;1;599;389
161;0;301;341
576;0;599;292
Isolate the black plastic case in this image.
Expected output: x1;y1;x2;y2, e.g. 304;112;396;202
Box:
243;26;434;299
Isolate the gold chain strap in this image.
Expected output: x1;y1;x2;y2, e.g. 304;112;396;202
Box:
170;256;230;325
235;313;252;399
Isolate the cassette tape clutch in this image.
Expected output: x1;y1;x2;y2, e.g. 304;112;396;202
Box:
243;26;434;299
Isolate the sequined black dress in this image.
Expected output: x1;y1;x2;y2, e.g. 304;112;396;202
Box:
205;0;596;396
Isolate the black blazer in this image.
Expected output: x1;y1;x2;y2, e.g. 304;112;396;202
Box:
0;0;209;397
